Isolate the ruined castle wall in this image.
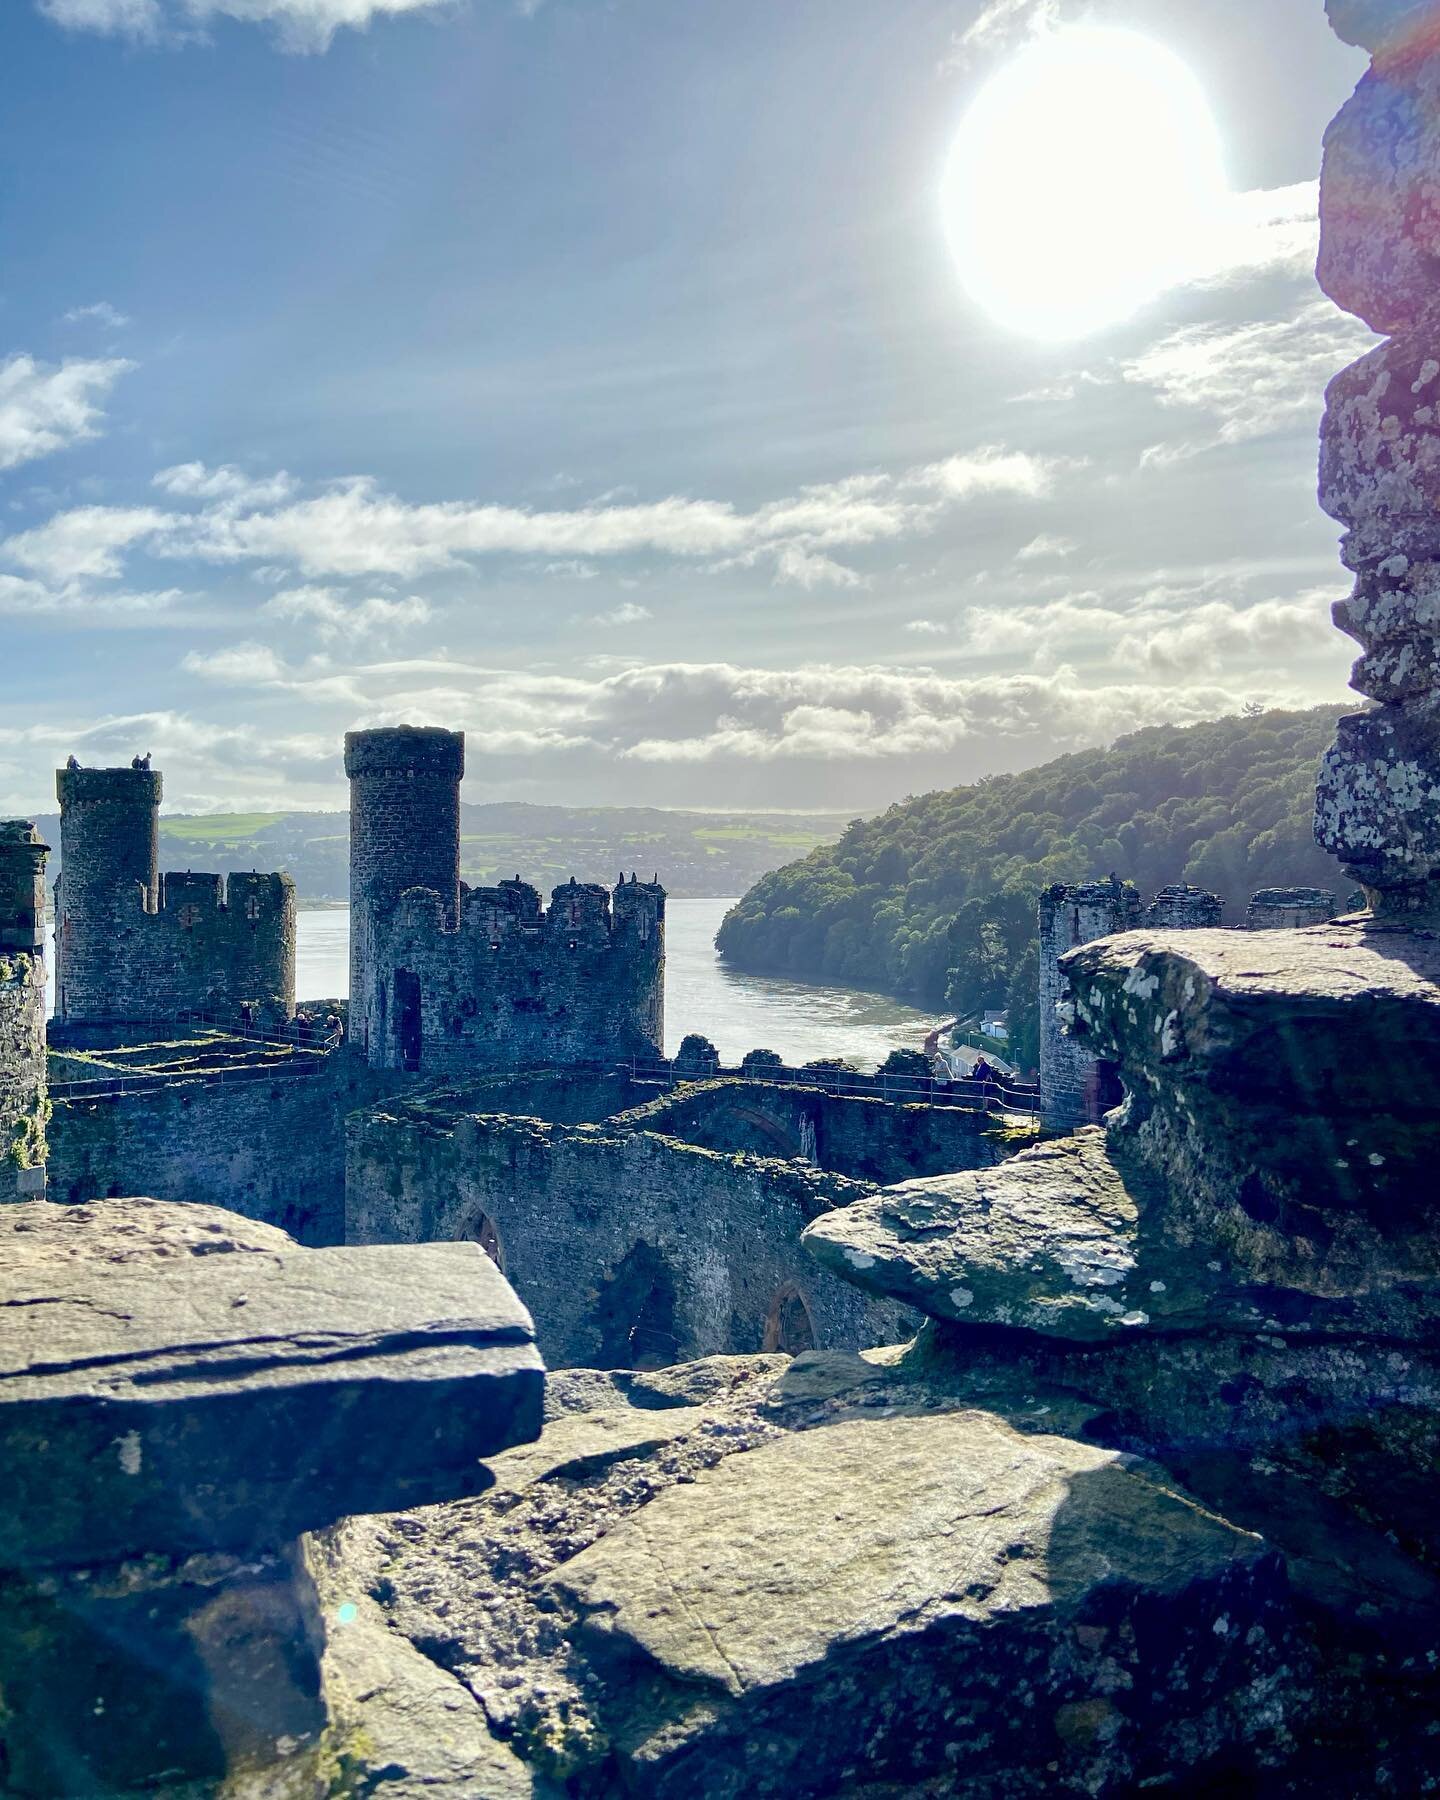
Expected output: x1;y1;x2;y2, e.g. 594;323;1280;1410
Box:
1039;881;1142;1131
0;822;49;1194
48;1057;403;1245
345;1109;914;1367
0;958;46;1191
1246;888;1337;930
368;878;665;1075
612;1079;1018;1184
54;768;295;1027
1145;885;1224;930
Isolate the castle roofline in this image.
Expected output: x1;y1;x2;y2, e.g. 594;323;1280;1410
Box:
344;726;465;780
56;766;163;806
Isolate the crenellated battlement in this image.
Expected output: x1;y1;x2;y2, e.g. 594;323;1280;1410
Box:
346;726;665;1074
154;869;293;922
0;822;49;956
53;762;296;1028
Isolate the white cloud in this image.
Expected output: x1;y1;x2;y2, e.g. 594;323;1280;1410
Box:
953;0;1060;60
62;301;132;329
910;446;1063;501
774;545;862;590
262;584;432;641
2;506;170;583
14;442;1063;589
904;619;950;636
154;461;296;507
1192;182;1322;289
959;582;1339;678
0;354;134;473
1122;299;1378;447
184;642;289;684
0;573;182;619
37;0;460;51
38;0;163;37
540;559;599;581
182;640;362;702
1015;533;1077;562
588;602;652;627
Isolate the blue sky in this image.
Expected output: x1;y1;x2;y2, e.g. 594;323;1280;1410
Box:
0;0;1369;813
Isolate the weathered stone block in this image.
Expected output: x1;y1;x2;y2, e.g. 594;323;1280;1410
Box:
1315;702;1440;898
0;1207;544;1569
1318;44;1440;334
1045;922;1440;1339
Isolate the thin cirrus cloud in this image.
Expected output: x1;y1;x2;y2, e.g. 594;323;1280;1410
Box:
61;301;132;329
35;0;470;52
2;447;1067;589
1123;299;1379;449
0;353;135;474
261;584;433;641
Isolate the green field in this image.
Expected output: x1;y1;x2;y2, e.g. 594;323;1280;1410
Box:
159;813;286;843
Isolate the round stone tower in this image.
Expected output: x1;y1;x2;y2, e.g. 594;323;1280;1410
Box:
344;726;465;1058
54;766;162;1025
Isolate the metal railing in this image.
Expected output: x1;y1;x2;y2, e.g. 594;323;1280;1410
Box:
624;1057;1041;1118
49;1051;337;1103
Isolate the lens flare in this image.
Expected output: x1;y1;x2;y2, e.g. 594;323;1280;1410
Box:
942;28;1229;340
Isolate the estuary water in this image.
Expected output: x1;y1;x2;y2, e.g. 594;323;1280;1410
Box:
294;897;937;1070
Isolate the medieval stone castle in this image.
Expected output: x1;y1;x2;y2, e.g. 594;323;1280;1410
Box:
345;726;664;1074
5;11;1440;1787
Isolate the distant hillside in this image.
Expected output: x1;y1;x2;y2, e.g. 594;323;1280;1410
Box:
715;706;1352;1068
33;803;845;904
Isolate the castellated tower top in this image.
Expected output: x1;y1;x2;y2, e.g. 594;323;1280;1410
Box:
344;726;465;782
56;765;164;808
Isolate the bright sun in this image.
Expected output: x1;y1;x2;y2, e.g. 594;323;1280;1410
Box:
942;27;1228;340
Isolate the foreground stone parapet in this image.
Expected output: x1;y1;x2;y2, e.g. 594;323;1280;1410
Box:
814;922;1440;1347
0;1203;544;1570
0;1197;545;1795
326;1357;1302;1799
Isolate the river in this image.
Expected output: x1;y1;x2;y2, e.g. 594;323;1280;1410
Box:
293;898;937;1070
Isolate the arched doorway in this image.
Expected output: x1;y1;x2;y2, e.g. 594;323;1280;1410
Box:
593;1242;681;1370
763;1284;817;1355
460;1209;504;1271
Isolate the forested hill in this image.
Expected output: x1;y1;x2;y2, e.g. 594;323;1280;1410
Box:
715;706;1350;1056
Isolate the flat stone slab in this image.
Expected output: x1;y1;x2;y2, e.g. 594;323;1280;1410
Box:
0;1195;295;1263
547;1409;1291;1796
0;1201;544;1568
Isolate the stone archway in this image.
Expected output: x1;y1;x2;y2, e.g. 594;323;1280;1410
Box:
763;1283;817;1355
718;1104;804;1161
592;1241;681;1371
459;1208;504;1272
